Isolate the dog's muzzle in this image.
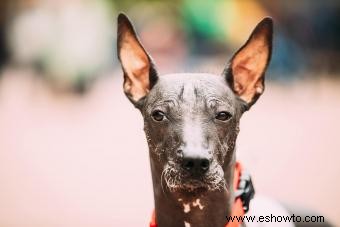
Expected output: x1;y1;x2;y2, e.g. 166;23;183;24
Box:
162;161;225;192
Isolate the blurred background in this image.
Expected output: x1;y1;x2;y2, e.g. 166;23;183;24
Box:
0;0;339;226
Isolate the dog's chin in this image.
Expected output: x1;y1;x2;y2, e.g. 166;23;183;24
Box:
162;164;226;193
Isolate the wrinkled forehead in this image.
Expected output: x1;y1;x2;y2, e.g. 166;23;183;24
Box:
145;73;237;110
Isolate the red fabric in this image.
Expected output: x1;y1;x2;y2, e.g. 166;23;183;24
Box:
227;161;245;227
149;210;157;227
150;161;245;227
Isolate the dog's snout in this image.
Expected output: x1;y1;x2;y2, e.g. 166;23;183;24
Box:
181;156;210;175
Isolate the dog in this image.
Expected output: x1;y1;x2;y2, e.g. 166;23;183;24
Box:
117;13;275;227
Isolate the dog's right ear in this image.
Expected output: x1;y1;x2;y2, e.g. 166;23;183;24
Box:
117;13;158;106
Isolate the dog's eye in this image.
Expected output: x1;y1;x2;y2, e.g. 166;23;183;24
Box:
152;110;165;121
215;111;232;121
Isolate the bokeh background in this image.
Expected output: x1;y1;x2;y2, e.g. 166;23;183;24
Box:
0;0;339;226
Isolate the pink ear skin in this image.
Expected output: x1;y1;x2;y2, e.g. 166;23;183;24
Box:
226;17;273;108
117;13;157;105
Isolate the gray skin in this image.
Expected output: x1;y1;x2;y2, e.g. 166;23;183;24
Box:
117;13;273;227
143;73;243;227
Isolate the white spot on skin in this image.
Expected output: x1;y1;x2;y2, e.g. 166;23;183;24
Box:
183;203;191;213
192;198;204;210
184;221;191;227
179;198;191;213
179;198;205;214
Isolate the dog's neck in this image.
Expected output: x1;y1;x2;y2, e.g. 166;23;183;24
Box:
149;151;236;227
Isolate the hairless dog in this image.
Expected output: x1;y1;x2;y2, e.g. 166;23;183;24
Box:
117;13;272;227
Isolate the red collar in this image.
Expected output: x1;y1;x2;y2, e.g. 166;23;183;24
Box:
150;161;245;227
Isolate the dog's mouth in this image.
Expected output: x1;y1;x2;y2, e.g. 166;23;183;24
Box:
161;162;226;193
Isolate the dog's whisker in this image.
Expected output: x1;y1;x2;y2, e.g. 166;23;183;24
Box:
160;168;169;196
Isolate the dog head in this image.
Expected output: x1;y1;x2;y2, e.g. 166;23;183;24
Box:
117;13;273;193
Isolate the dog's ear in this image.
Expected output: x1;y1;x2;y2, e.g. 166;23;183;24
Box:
224;17;273;110
117;13;158;106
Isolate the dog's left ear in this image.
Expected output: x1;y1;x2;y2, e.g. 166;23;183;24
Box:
117;13;158;106
224;17;273;109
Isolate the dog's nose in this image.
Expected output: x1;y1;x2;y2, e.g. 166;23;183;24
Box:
181;156;210;175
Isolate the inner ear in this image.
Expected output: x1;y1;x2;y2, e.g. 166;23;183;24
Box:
225;17;273;108
117;13;157;105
